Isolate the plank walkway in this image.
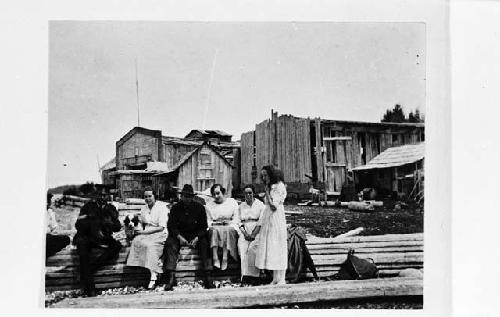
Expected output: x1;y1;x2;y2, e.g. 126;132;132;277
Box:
52;276;423;308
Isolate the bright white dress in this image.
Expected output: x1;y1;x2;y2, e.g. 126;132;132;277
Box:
237;199;265;277
255;182;288;270
126;202;169;274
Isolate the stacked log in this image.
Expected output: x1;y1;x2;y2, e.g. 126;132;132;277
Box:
45;233;423;291
53;276;423;308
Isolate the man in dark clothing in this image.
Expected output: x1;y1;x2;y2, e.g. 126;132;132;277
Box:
73;199;122;296
161;184;214;290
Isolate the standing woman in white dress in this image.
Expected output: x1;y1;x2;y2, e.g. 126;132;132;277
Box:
237;184;265;284
255;165;288;285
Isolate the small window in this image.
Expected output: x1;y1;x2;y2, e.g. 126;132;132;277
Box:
135;147;139;156
199;151;212;165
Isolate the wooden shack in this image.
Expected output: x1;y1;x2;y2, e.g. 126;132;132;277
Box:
352;142;425;198
240;112;424;198
108;127;239;200
153;142;234;194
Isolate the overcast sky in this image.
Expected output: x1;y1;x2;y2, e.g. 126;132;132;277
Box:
48;21;425;188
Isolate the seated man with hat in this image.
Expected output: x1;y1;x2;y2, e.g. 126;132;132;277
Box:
160;184;214;290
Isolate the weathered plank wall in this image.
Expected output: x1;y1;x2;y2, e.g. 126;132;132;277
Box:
240;131;255;186
177;145;233;194
250;114;312;185
241;115;423;195
117;133;159;169
163;143;198;169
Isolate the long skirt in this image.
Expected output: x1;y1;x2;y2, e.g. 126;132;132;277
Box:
209;225;239;270
238;221;260;277
126;231;167;274
255;204;288;270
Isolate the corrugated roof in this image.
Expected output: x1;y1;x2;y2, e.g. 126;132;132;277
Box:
353;142;425;171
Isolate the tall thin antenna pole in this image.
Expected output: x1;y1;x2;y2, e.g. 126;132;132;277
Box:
202;49;218;129
135;58;140;127
96;154;101;182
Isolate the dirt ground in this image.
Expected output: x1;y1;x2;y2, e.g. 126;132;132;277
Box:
285;204;424;238
52;203;424;238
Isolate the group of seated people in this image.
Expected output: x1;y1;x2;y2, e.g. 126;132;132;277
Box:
47;165;290;297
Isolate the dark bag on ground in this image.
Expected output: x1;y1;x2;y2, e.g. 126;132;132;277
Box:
286;224;319;283
334;248;379;280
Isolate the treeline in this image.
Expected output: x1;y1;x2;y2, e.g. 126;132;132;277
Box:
48;182;100;197
381;104;424;123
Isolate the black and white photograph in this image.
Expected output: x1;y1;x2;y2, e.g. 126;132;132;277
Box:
20;0;500;315
43;20;428;309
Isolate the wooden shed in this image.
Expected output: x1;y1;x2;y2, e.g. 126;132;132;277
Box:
240;112;424;199
107;127;240;200
153;142;234;195
352;142;425;198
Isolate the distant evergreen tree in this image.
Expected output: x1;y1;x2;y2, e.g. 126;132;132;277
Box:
381;104;406;123
381;105;424;123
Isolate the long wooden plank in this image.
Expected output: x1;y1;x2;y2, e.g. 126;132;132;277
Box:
52;277;423;308
47;251;421;276
306;233;423;244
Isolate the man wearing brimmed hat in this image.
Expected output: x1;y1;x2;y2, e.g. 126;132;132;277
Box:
160;184;214;290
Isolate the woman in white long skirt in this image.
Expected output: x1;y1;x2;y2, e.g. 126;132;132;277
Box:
255;165;288;285
237;184;265;283
126;187;169;289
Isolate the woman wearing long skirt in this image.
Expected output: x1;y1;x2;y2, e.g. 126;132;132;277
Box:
255;165;288;285
237;184;265;283
205;184;239;270
126;187;169;289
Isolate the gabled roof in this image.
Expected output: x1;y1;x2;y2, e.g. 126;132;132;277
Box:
154;142;233;176
353;142;425;171
116;127;162;147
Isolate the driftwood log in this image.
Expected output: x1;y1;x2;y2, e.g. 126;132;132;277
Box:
52;276;423;308
45;233;423;291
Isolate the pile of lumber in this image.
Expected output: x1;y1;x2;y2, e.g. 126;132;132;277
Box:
45;247;240;291
52;276;423;308
45;233;423;292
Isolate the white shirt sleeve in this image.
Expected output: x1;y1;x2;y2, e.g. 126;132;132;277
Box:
205;204;213;227
229;199;240;231
158;203;169;229
270;182;287;206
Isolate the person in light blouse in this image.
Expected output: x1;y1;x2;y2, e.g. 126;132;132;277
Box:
126;187;169;289
236;184;265;284
205;184;240;270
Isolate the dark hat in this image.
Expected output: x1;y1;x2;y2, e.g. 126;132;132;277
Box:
181;184;194;196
